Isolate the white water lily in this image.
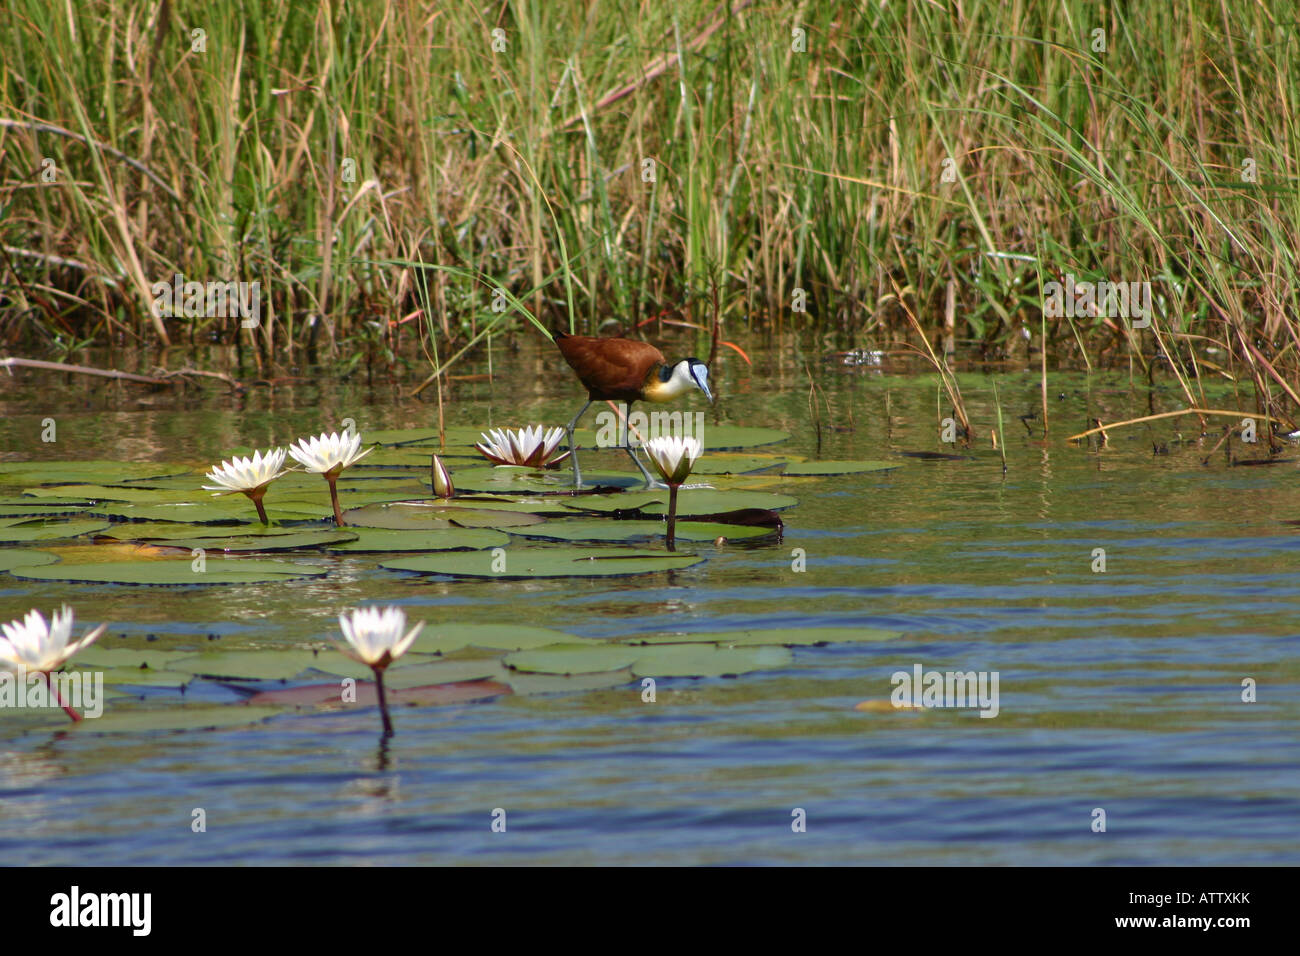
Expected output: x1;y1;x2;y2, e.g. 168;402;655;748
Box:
644;435;702;486
287;430;374;476
0;606;106;674
337;606;423;669
475;425;571;468
203;448;288;494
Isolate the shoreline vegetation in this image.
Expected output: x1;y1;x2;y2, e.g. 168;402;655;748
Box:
2;1;1298;437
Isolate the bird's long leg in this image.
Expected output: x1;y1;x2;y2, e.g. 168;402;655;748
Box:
565;399;593;488
622;401;665;489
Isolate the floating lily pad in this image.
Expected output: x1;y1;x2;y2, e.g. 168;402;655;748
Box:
86;500;323;523
510;519;769;542
70;705;282;734
325;527;510;552
692;455;788;475
629;644;792;678
381;658;508;687
626;627;904;646
503;667;636;696
567;488;797;516
382;547;703;578
245;678;510;708
75;646;197;670
342;501;544;529
0;518;112;542
173;649;373;681
503;643;642;675
99;522;303;541
11;558;329;586
449;465;640;494
142;530;357;552
0;548;59;573
414;623;592;654
0;461;193;484
781;460;899;476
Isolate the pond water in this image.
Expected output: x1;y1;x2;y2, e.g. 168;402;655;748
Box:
1;338;1297;865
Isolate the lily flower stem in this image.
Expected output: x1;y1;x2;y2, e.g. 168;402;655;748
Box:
666;483;679;552
249;491;269;525
41;670;82;722
372;665;394;736
326;474;345;526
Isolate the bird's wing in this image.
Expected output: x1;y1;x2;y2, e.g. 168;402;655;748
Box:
558;336;665;395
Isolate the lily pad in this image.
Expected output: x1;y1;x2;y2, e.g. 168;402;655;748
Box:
75;646;197;670
0;461;193;484
0;548;59;573
449;465;641;494
99;522;305;541
626;627;904;646
382;547;703;578
325;527;510;552
381;658;508;687
245;678;510;708
342;501;544;529
692;455;788;475
568;488;797;516
414;623;592;654
629;644;792;678
141;530;357;552
173;649;373;681
86;500;324;523
70;705;282;733
781;460;899;476
0;518;112;542
509;519;769;542
503;643;642;675
11;558;329;586
503;668;636;696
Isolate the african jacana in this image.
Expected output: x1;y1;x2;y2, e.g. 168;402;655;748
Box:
553;330;713;487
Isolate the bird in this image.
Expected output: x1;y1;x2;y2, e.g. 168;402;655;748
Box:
552;330;713;488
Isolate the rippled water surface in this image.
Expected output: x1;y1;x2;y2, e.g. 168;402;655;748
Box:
2;341;1297;864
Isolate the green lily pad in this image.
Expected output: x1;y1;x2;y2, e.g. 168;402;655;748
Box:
567;488;797;516
0;548;59;573
414;623;592;654
141;530;357;552
74;646;197;670
503;643;642;675
503;667;636;696
325;527;510;552
781;460;900;476
173;649;373;681
382;547;703;578
449;465;640;494
342;501;544;529
510;519;769;542
11;558;329;586
245;677;510;708
691;455;788;475
0;461;193;484
629;644;792;677
70;705;282;734
0;518;112;542
86;500;323;523
626;627;904;646
100;522;303;541
381;658;508;687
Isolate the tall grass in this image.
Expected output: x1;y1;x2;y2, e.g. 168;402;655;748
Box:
1;0;1298;417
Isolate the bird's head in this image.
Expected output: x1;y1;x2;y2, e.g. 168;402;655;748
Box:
668;357;713;403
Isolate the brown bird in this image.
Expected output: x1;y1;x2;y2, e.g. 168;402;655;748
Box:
553;330;713;487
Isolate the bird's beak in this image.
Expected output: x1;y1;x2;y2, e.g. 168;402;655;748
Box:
694;368;714;404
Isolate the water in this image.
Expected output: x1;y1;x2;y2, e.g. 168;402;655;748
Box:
2;341;1297;864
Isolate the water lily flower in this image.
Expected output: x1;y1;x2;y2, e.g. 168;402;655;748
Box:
644;435;703;551
336;606;424;736
475;426;571;469
287;430;374;525
202;447;289;524
430;454;455;498
0;606;107;722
